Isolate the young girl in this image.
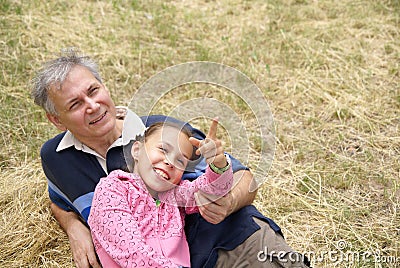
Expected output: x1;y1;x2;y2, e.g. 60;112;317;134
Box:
88;119;233;268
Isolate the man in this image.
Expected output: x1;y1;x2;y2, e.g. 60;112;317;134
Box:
31;48;310;268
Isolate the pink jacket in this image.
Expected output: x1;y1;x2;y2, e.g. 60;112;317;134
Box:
88;165;233;268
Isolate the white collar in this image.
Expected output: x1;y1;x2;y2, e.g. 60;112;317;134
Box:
56;130;82;152
122;108;146;144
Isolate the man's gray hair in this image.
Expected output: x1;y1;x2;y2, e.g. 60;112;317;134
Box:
31;48;102;115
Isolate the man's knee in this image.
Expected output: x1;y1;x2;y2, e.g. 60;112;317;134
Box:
215;217;311;267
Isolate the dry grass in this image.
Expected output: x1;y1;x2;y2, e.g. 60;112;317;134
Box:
1;0;399;267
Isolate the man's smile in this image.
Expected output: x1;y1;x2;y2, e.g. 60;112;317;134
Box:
89;111;107;125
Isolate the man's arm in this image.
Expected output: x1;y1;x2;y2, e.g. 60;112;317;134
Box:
50;203;101;268
194;169;257;224
231;169;257;211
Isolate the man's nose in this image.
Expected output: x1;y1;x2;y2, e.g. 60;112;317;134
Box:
85;97;99;113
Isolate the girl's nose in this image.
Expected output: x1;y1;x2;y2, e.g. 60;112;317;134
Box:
164;158;174;169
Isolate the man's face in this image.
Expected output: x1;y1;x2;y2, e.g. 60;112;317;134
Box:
47;65;117;141
133;126;193;195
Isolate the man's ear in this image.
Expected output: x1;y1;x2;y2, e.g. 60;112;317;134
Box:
131;141;141;160
46;113;67;131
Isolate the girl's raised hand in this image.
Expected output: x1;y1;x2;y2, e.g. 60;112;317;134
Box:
189;118;228;168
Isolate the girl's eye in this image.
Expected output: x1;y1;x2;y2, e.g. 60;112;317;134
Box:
177;158;187;167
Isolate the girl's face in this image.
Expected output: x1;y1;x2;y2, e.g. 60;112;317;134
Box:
132;125;193;197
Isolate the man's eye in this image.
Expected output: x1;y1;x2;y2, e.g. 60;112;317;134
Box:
88;87;98;96
69;102;80;110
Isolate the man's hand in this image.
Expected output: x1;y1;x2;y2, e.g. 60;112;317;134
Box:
50;203;101;268
194;190;235;224
195;170;256;224
115;106;127;120
67;220;101;268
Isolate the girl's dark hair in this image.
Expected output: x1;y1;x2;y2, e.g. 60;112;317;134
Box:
135;121;198;161
136;121;193;142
